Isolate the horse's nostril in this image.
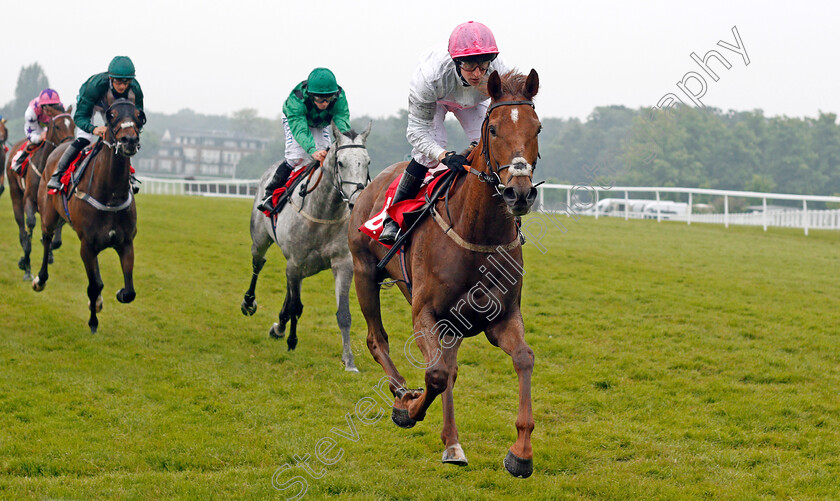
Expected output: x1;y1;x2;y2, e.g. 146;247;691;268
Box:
503;187;518;206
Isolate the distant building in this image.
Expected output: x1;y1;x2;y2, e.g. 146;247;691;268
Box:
135;129;269;178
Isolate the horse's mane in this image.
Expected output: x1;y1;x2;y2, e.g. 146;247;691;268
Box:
497;70;530;99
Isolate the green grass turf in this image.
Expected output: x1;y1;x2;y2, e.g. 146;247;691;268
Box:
0;193;838;500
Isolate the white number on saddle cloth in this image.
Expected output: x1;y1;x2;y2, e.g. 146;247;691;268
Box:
363;195;393;232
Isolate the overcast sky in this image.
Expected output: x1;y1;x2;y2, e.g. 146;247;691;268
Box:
3;0;838;121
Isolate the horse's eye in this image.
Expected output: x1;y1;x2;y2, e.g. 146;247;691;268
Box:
489;125;497;136
108;110;117;120
537;125;542;135
338;161;344;168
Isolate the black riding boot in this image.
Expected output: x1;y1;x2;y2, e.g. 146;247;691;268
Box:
378;160;427;244
257;160;293;212
48;138;89;191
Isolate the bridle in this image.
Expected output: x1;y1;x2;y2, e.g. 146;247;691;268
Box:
103;99;143;155
327;143;370;209
43;113;74;148
468;100;538;195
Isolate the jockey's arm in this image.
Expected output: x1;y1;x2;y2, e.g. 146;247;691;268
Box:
23;106;44;144
283;99;318;157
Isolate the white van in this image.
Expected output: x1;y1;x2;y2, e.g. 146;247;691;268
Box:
642;201;688;220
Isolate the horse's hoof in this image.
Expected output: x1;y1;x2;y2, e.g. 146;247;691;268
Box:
269;323;285;339
241;299;257;316
503;450;533;478
89;324;98;334
50;240;62;251
442;443;468;465
23;271;32;281
344;364;360;373
391;407;416;429
17;257;27;271
32;277;45;292
287;335;298;351
116;289;135;304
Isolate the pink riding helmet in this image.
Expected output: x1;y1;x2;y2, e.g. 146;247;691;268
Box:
38;88;62;106
448;21;499;59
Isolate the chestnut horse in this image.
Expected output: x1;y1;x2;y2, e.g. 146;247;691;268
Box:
34;92;143;333
348;70;541;477
5;107;73;279
0;117;7;197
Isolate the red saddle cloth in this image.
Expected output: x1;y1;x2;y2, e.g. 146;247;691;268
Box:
359;167;450;247
52;146;134;195
262;167;310;216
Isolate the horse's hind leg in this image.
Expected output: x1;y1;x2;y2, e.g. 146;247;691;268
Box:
440;336;467;465
80;242;104;334
115;241;136;304
486;315;535;478
51;220;65;251
352;253;413;415
331;255;358;372
241;229;271;316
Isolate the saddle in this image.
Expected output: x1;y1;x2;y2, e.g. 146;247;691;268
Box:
53;141;103;195
262;161;319;217
359;167;454;249
12;142;41;176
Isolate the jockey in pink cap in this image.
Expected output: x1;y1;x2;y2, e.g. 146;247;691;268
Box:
379;21;512;244
11;88;65;174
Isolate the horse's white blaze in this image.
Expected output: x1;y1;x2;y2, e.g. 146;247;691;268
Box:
120;122;135;129
510;108;519;124
509;156;532;177
64;118;71;129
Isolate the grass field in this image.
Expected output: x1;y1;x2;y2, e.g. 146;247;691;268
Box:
0;193;839;500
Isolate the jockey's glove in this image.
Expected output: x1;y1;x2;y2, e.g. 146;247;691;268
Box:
441;151;468;173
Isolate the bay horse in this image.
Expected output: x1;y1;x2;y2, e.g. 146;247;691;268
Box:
34;91;143;334
5;107;73;280
348;70;541;477
242;122;371;372
0;117;7;197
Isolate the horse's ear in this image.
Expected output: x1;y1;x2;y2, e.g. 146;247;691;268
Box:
105;89;116;106
330;121;343;142
67;104;73;116
524;69;539;100
487;71;503;101
1;118;6;124
359;121;372;143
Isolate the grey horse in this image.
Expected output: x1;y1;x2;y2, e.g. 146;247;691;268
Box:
241;122;371;372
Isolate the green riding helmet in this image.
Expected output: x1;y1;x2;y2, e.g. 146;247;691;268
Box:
108;56;136;79
307;68;339;95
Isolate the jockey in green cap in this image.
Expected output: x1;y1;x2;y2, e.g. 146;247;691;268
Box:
48;56;144;193
257;67;351;212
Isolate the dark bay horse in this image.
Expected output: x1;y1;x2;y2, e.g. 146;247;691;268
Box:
34;92;143;333
0;117;7;197
242;122;371;371
5;107;73;279
349;70;541;477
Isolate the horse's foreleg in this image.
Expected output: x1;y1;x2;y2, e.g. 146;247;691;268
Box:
115;241;136;304
12;194;30;279
32;201;60;291
486;314;535;478
274;267;303;351
399;309;453;426
81;242;104;334
332;255;358;372
353;254;408;391
439;335;467;465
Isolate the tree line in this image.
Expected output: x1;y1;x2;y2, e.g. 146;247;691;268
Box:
4;64;839;198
